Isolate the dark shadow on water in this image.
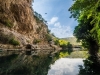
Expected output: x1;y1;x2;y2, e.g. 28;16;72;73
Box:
78;56;100;75
0;53;56;75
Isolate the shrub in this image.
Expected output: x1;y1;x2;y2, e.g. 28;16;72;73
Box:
59;51;69;58
9;38;20;46
5;20;13;28
0;32;19;46
45;34;52;42
54;38;59;45
0;33;12;43
33;39;41;44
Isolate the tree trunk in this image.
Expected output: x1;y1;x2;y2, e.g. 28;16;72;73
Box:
88;39;99;63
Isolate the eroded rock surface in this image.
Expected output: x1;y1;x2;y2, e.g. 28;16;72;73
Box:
0;0;50;48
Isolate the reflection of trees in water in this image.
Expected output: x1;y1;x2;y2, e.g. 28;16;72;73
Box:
0;53;55;75
78;56;100;75
67;42;73;54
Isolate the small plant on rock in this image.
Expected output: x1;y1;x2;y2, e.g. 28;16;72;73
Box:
9;38;20;46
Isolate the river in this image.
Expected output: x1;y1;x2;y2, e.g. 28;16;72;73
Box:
0;50;99;75
48;58;84;75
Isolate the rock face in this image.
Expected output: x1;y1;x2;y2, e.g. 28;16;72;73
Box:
0;0;50;48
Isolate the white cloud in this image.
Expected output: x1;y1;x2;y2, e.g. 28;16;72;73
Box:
48;17;58;25
33;0;76;38
54;22;61;28
50;25;73;38
48;17;74;38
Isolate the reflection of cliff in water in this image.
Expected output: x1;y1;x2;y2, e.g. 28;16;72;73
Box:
0;52;55;75
78;56;100;75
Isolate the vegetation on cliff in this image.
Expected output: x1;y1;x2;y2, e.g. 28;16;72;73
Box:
0;0;53;48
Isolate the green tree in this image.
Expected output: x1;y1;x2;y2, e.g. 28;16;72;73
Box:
69;0;100;59
67;42;73;54
59;40;68;48
34;11;47;24
45;34;52;42
54;38;59;45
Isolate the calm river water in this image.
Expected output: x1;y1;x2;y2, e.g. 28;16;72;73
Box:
2;50;98;75
48;58;84;75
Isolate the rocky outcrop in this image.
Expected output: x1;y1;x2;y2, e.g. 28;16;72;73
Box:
0;0;50;48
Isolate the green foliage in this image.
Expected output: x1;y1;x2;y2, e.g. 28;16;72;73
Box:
0;54;53;75
54;39;66;46
59;51;69;58
78;56;100;75
33;39;41;44
34;11;47;24
45;34;52;42
54;38;69;49
69;0;100;44
0;33;10;43
51;33;55;37
34;15;40;23
58;39;68;48
67;42;73;54
47;29;51;33
54;38;59;45
68;51;88;58
69;0;100;57
5;20;13;28
0;33;15;44
9;38;20;46
57;50;88;58
0;33;20;46
0;19;13;28
67;42;72;48
59;40;68;46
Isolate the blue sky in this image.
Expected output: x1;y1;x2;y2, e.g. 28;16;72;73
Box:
33;0;77;38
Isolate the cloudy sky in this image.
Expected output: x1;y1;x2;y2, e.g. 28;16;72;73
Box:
33;0;77;38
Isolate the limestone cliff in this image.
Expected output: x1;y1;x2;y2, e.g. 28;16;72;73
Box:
0;0;51;48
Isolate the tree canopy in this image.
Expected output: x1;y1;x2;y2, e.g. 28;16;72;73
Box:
69;0;100;42
69;0;100;56
34;11;47;24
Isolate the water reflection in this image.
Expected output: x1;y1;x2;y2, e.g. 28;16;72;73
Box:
78;56;100;75
2;51;100;75
0;53;54;75
0;52;84;75
48;58;84;75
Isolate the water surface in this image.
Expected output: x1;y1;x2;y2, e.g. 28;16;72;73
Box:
48;58;84;75
0;51;85;75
